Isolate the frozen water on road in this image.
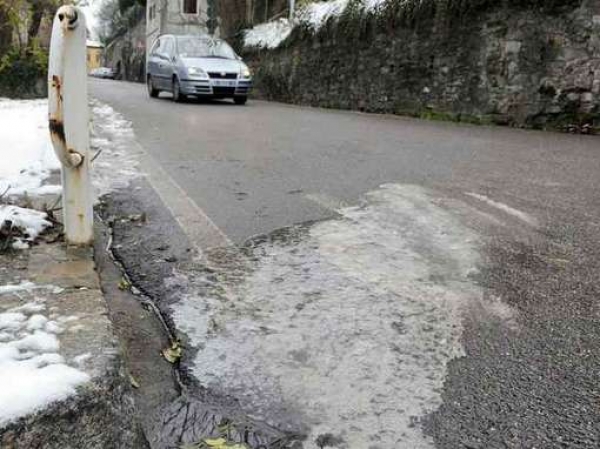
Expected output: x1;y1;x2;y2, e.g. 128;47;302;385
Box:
173;184;483;448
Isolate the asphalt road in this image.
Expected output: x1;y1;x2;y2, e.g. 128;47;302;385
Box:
90;78;599;244
90;78;600;449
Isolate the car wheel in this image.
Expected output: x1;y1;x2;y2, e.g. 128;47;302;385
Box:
234;96;247;105
147;76;159;98
172;78;185;102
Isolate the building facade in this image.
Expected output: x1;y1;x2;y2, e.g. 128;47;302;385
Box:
86;41;104;72
146;0;215;56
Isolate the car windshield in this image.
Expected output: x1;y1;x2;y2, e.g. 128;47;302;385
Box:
176;37;237;59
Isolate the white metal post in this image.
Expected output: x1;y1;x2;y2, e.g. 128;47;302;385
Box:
48;5;93;246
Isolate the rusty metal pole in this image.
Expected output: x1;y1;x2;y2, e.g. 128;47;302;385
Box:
48;5;93;246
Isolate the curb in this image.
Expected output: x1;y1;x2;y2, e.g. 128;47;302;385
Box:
0;242;145;448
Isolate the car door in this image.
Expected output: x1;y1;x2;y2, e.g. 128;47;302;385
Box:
161;37;176;90
148;38;165;88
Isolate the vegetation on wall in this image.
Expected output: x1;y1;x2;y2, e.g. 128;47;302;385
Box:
248;0;596;133
0;0;59;98
96;0;145;44
0;42;47;97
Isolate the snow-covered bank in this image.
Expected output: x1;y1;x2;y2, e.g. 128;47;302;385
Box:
244;0;388;49
298;0;349;30
244;18;293;49
0;99;61;197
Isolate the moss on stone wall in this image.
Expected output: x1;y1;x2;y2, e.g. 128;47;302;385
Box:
246;0;599;133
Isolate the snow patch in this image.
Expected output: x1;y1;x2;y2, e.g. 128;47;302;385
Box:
90;100;142;196
363;0;388;11
243;0;391;49
245;18;293;49
0;281;37;295
298;0;349;30
0;99;61;196
0;205;52;242
0;299;89;425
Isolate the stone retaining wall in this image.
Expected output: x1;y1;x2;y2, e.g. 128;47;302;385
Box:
245;0;600;131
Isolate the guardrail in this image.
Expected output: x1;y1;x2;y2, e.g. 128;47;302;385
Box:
48;5;93;246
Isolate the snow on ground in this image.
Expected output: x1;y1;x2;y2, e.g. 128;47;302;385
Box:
244;18;293;49
0;98;141;205
363;0;388;11
89;100;142;197
0;206;51;240
0;282;63;296
0;99;61;197
0;284;89;426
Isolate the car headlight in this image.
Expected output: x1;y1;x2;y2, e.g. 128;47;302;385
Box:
241;67;251;79
188;67;208;79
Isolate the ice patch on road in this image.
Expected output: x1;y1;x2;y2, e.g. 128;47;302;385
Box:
173;184;482;448
466;192;537;227
89;100;142;197
0;298;89;426
0;99;61;197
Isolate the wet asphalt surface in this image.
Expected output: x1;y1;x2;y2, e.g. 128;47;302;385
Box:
90;78;600;448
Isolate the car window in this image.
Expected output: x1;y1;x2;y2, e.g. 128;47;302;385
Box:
163;38;174;57
176;37;237;60
151;38;161;56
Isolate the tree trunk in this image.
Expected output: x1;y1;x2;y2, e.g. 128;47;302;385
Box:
0;7;13;55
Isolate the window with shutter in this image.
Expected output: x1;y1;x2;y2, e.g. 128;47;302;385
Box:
183;0;197;14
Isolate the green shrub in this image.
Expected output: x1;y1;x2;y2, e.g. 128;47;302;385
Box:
0;43;48;98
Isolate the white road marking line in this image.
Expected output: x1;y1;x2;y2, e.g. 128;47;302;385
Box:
466;192;537;227
134;141;234;252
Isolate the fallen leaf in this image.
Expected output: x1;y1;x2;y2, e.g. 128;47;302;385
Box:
129;374;140;389
162;341;182;364
203;438;246;449
118;277;131;290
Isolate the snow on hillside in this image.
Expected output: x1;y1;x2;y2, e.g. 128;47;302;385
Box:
244;0;390;49
298;0;349;30
245;18;293;49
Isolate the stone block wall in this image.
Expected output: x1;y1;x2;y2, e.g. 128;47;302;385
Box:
105;17;146;83
244;0;600;131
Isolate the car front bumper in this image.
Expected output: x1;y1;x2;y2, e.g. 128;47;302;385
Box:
180;79;253;97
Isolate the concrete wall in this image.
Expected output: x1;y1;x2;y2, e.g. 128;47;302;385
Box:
245;0;600;132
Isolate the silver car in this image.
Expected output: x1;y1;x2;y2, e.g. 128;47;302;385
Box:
146;34;252;104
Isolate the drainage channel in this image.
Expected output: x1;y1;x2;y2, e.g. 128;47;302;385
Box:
94;216;303;449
